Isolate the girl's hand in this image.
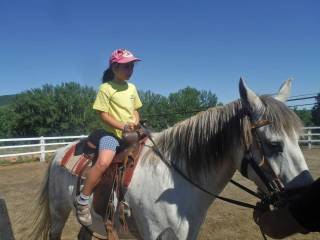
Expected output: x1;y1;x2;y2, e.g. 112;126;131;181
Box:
123;122;136;132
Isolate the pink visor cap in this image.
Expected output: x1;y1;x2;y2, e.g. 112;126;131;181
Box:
109;49;141;65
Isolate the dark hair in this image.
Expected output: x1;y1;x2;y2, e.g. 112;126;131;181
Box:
102;63;118;83
102;68;114;83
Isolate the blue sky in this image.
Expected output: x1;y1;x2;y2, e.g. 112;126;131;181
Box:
0;0;319;107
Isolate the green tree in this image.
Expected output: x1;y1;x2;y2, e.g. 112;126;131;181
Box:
10;82;101;137
0;83;220;137
311;93;320;125
139;91;170;131
294;108;313;126
167;87;218;126
0;106;17;138
51;82;102;135
139;87;218;130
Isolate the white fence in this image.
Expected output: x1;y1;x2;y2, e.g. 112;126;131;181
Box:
299;127;320;150
0;135;87;162
0;127;319;162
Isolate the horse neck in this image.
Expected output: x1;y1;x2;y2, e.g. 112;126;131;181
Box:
156;100;249;190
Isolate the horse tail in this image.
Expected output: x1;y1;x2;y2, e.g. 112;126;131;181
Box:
27;157;53;240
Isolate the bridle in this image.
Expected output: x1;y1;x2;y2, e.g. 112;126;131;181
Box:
240;119;287;207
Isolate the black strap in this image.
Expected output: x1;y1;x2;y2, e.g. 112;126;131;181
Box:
247;152;275;193
230;180;263;199
240;155;249;178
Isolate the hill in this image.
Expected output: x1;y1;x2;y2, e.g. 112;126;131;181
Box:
0;94;16;106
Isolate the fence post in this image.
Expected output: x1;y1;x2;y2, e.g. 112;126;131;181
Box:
40;136;45;162
308;129;312;150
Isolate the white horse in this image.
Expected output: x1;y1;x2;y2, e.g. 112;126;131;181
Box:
29;79;313;240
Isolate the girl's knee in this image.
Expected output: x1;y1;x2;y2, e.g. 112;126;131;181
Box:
94;153;115;171
94;160;110;172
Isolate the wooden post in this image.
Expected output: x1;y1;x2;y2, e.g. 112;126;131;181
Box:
308;129;312;150
40;136;45;162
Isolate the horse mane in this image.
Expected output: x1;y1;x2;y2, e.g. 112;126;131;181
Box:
149;95;303;178
260;96;303;136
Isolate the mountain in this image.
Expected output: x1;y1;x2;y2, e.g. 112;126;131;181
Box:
0;94;16;106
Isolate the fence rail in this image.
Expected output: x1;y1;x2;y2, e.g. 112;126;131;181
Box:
0;135;87;161
0;127;319;161
300;127;320;150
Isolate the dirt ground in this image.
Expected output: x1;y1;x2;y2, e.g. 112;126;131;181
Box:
0;149;319;240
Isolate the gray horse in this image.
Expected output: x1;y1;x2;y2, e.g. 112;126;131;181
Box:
28;79;313;240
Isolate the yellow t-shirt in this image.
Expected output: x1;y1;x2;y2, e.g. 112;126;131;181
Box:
93;81;142;138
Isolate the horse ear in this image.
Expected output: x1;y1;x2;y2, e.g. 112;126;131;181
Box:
274;79;292;102
239;77;264;120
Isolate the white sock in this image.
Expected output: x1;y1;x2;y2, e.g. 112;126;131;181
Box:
77;192;90;205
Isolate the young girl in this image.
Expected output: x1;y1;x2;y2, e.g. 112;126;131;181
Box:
75;49;143;226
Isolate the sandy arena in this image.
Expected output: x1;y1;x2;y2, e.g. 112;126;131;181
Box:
0;149;319;240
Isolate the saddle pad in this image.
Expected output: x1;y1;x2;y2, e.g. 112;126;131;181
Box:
59;143;91;177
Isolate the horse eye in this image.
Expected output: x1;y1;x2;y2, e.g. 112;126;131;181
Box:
268;141;283;152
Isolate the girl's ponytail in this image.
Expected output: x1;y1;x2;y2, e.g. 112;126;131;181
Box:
102;68;114;83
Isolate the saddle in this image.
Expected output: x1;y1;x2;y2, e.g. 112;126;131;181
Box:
59;128;148;239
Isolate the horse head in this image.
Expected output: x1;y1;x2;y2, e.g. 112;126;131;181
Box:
239;78;313;195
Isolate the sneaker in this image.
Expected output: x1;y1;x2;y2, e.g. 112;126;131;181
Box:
74;199;92;226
